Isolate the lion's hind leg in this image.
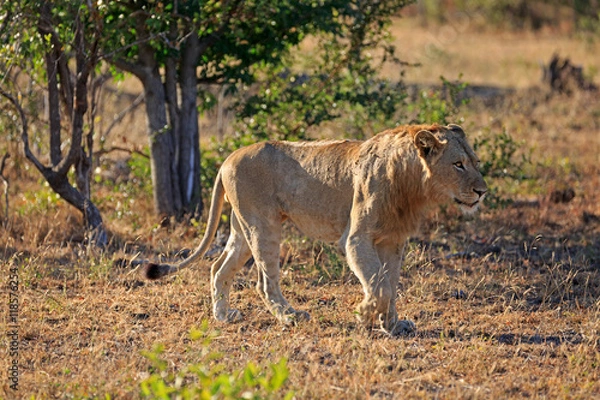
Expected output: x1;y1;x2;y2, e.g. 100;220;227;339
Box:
254;264;310;325
211;212;252;323
239;215;310;325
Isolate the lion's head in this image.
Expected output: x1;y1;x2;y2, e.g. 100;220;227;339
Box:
412;124;487;213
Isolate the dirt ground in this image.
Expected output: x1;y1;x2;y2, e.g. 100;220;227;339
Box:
1;17;600;399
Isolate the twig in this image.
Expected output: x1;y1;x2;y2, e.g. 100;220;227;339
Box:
94;146;149;159
0;86;47;174
102;92;145;140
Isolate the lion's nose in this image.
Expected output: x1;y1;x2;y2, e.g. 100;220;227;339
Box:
474;188;487;198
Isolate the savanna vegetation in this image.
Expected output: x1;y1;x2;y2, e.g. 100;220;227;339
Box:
1;1;600;398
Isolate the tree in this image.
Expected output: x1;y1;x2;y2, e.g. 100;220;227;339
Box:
102;0;413;219
0;1;108;246
234;1;413;142
101;0;333;218
1;0;414;235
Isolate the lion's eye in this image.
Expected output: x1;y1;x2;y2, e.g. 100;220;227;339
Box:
454;161;465;170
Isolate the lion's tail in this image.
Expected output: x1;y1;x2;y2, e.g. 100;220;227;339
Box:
142;171;226;280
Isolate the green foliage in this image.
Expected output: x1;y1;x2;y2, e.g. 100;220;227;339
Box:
17;184;61;215
314;243;350;282
94;153;152;200
1;1;104;80
2;0;418;219
0;1;61;154
472;127;534;208
101;0;399;88
128;153;153;197
232;1;414;142
140;323;293;400
408;75;468;125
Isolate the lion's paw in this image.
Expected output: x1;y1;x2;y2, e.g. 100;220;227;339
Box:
226;309;243;323
215;308;243;323
390;319;417;336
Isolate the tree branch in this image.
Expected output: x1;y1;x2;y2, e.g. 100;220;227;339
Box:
103;92;145;141
43;35;63;167
101;30;164;68
54;2;103;179
94;146;149;159
110;58;149;80
0;86;47;174
55;14;90;177
38;2;74;117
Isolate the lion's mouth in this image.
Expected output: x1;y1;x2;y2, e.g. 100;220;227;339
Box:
454;198;479;208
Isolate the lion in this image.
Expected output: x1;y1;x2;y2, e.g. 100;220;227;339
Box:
143;123;487;335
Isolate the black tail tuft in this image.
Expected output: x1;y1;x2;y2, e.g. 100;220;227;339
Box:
142;263;169;280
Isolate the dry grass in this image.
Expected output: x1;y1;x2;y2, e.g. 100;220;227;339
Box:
388;17;600;89
2;21;600;399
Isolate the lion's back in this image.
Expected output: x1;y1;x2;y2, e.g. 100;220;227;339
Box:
219;140;360;241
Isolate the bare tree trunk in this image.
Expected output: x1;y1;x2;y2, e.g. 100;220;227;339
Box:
178;34;202;217
143;68;182;217
45;43;62;166
163;57;184;216
109;7;209;219
114;35;204;219
45;168;107;246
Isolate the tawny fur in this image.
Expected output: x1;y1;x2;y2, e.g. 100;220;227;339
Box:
142;123;487;334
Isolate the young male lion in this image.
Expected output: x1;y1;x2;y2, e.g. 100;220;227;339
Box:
143;124;487;335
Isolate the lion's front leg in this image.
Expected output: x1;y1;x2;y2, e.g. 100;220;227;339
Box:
345;231;415;336
345;233;394;329
376;242;416;336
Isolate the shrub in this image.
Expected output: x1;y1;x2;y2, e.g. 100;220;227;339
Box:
139;322;293;400
472;127;534;208
408;75;469;125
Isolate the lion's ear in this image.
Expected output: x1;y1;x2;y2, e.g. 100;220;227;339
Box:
414;130;446;159
447;124;465;138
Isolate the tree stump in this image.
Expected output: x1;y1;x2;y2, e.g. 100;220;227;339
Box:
542;54;597;94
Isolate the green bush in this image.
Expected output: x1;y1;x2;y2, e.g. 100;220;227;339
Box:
139;322;293;400
408;75;469;125
128;152;154;197
472;127;534;208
